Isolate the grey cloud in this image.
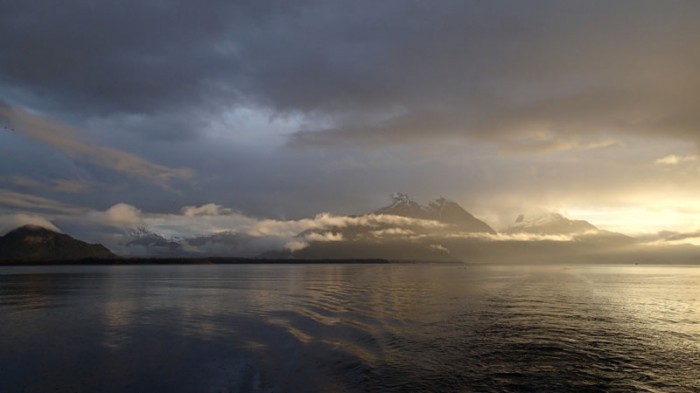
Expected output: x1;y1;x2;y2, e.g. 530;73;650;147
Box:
2;1;699;146
0;1;293;140
1;175;93;194
663;231;700;242
0;1;255;114
1;104;194;188
640;230;700;246
247;0;700;147
0;188;86;215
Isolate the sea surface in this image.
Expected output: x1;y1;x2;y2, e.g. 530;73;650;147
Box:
0;263;699;392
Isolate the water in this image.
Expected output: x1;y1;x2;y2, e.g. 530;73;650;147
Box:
1;264;699;392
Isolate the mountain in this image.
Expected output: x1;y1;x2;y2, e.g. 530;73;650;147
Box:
503;213;633;248
122;227;184;256
0;225;117;261
505;213;598;235
374;193;426;218
374;193;496;234
293;197;642;262
120;229;267;257
116;194;496;258
292;194;498;261
185;231;264;257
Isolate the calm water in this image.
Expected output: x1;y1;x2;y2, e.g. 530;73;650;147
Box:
1;264;699;392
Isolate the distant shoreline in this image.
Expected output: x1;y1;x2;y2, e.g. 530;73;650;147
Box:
0;257;445;266
2;258;697;266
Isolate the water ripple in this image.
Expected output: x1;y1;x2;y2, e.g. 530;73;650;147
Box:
1;264;699;392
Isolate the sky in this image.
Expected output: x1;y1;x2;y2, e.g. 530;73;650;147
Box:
1;0;700;250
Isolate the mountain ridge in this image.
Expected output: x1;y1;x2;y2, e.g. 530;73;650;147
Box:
374;193;496;234
0;196;637;262
505;213;599;235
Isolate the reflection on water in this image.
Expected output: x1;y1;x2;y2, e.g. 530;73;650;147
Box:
0;264;699;392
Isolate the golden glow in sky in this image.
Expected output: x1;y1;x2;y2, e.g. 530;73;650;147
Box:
569;198;700;238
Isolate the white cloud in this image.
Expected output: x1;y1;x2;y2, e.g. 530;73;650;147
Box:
282;231;344;253
370;228;415;237
144;212;257;238
443;231;577;242
655;154;698;165
247;213;445;238
0;213;61;234
181;203;234;217
428;244;450;254
304;231;343;242
284;240;309;252
85;203;144;228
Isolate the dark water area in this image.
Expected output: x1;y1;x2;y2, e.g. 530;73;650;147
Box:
1;264;698;392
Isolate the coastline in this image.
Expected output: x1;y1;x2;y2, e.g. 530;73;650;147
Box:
0;257;400;266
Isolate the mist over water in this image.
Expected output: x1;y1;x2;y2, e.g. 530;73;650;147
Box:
1;264;699;392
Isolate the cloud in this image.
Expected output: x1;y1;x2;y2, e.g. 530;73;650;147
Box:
284;240;308;253
0;104;193;187
1;175;92;193
370;228;415;237
0;188;85;214
0;196;648;257
304;231;343;242
80;205;448;255
247;213;445;239
269;1;700;149
655;155;698;165
143;211;258;239
0;213;61;235
71;200;630;256
287;231;344;252
181;203;234;217
88;203;145;228
428;244;450;254
463;232;577;242
1;1;698;149
662;231;700;242
640;230;700;246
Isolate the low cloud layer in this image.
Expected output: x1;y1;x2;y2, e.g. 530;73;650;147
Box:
10;201;450;256
4;197;699;261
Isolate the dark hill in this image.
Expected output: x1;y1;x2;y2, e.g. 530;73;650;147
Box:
0;225;117;261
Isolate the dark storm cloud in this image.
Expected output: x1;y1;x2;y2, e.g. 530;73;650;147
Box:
0;0;294;139
2;1;699;145
279;1;700;146
0;1;256;113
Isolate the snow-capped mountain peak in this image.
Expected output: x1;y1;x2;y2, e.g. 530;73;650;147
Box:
506;213;598;235
374;194;496;234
